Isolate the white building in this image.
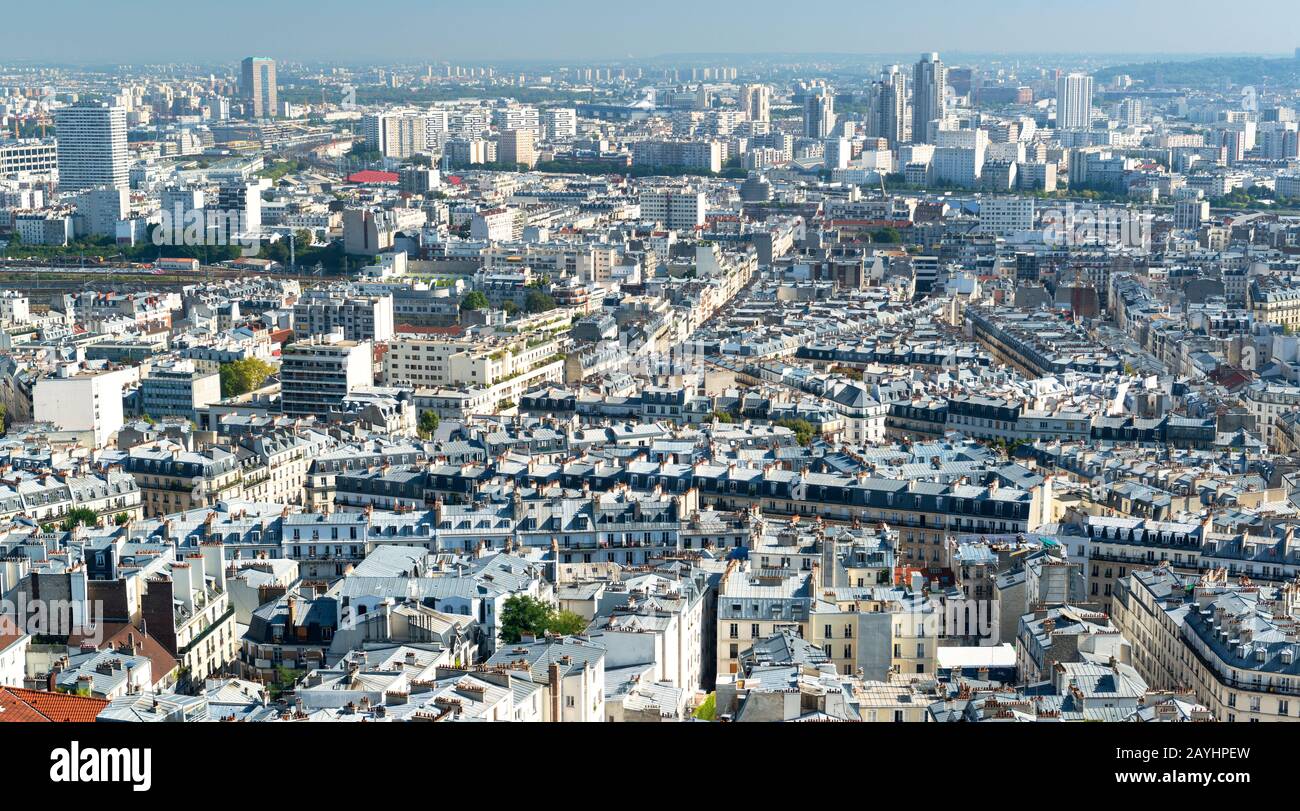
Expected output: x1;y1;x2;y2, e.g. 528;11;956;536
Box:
54;101;129;191
32;364;133;447
1056;73;1095;131
639;188;706;231
978;197;1036;237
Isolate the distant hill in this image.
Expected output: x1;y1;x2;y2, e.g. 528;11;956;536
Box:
1094;56;1300;90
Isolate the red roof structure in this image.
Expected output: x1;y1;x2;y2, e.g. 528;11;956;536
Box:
346;169;399;185
0;687;108;723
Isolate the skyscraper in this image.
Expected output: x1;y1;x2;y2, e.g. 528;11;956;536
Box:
240;56;278;119
741;83;771;124
53;101;128;191
500;128;537;169
876;65;910;147
912;52;948;142
803;86;835;139
1056;73;1094;130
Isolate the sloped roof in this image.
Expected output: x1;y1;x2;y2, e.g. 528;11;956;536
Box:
0;687;109;722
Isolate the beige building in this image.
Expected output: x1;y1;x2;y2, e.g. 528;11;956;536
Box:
1114;566;1300;722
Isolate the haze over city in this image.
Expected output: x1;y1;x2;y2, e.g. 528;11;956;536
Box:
3;0;1298;64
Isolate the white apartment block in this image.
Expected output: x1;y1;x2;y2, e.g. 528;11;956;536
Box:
54;101;129;191
32;364;134;447
639;188;706;231
978;197;1036;237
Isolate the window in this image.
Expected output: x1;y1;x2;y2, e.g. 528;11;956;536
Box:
565;696;575;708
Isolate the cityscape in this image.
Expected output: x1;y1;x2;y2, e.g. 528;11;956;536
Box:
1;6;1299;761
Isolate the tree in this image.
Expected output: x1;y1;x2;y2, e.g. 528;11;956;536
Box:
501;300;519;316
500;595;588;642
774;418;816;447
547;610;589;636
872;227;902;244
61;507;99;532
114;512;132;526
460;291;489;312
0;402;8;436
525;290;556;314
417;410;440;439
220;357;276;398
712;411;734;423
500;595;554;644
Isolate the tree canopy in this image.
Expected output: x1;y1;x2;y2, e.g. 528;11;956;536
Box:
460;291;489;312
499;595;589;643
417;410;440;439
220;357;277;398
525;290;557;314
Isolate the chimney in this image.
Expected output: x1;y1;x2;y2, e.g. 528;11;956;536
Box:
201;542;227;593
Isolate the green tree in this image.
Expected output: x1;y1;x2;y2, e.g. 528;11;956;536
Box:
525;290;556;314
61;507;99;532
693;692;717;720
712;411;734;423
417;410;440;439
501;300;519;316
872;227;902;244
500;595;554;644
459;291;489;312
0;402;8;436
546;610;589;636
220;357;277;398
774;418;816;447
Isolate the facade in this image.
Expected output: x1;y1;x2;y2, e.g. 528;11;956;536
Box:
53;102;129;191
279;337;374;418
240;56;278;118
1056;73;1095;130
140;361;222;420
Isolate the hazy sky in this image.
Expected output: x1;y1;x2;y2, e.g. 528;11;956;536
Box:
3;0;1296;65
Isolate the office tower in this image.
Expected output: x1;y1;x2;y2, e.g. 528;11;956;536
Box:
543;107;577;140
1056;73;1094;131
877;65;910;147
803;86;835;139
240;56;278;119
53;101;128;191
741;83;771;124
500;128;537;168
912;53;948;141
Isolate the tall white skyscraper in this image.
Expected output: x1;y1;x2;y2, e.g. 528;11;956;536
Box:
803;86;835;139
876;65;910;147
741;83;771;124
912;52;948;141
54;101;128;191
1056;73;1095;131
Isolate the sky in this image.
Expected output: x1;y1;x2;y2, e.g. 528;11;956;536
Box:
3;0;1296;66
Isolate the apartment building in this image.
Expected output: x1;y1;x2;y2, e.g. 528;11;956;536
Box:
293;289;395;343
279;336;374;418
1114;567;1300;722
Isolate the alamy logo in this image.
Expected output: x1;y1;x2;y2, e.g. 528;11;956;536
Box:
49;742;152;792
152;204;261;257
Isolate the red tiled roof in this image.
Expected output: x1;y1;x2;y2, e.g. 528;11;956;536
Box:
346;170;399;184
0;687;108;723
